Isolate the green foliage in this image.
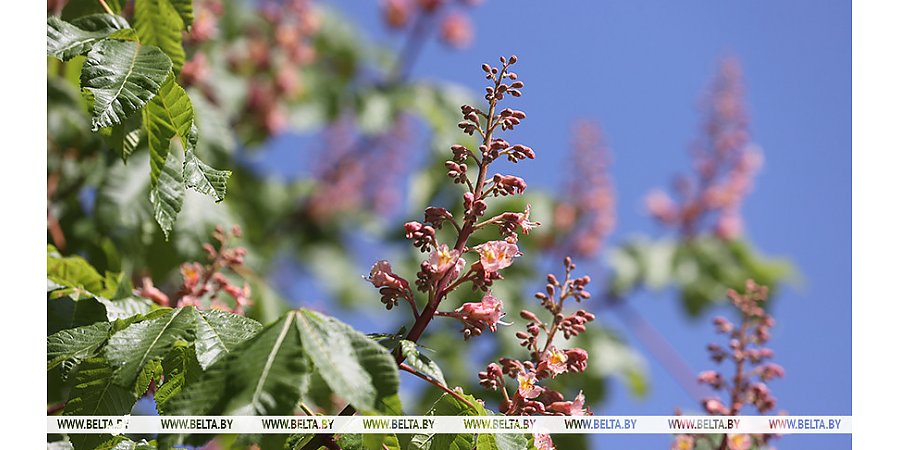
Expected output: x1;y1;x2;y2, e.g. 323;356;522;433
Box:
410;393;527;450
47;6;231;238
81;39;172;131
608;235;795;316
47;322;113;378
47;14;130;61
106;307;196;390
144;73;193;184
192;308;264;369
63;357;137;449
154;341;202;413
133;0;189;73
295;309;401;415
183;149;231;202
399;340;446;386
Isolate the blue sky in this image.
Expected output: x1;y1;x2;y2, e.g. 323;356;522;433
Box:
275;1;851;448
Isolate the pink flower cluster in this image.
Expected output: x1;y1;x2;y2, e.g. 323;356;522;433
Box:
138;226;252;315
645;57;762;240
477;258;596;449
305;115;415;220
381;0;481;49
552;120;616;258
672;279;784;450
181;0;319;136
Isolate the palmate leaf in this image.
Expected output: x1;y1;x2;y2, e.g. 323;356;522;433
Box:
47;14;130;61
47;322;112;378
134;0;187;73
183;148;231;202
164;312;310;417
81;39;172;130
64;357;137;450
295;309;400;415
106;307;195;390
192;308;263;369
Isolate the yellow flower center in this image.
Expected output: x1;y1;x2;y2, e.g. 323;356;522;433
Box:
438;248;453;266
549;350;567;366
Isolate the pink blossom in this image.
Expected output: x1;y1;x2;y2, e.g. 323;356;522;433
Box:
672;435;695;450
138;277;170;306
439;12;473;49
726;434;752;450
715;212;743;240
427;244;461;275
645;189;677;224
180;262;204;292
382;0;410;29
367;260;407;290
516;372;543;399
453;292;504;333
698;370;722;388
548;391;589;416
759;363;785;381
538;346;569;377
533;433;555;450
477;240;519;273
703;398;728;415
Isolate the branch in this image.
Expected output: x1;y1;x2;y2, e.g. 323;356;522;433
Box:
399;363;479;411
97;0;114;15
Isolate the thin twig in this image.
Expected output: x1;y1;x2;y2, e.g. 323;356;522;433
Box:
97;0;114;15
299;402;316;416
399;363;479;411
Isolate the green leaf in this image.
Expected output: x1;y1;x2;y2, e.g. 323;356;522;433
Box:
47;14;130;61
154;341;201;414
410;393;527;450
105;307;195;390
134;358;163;397
399;340;446;386
95;296;156;321
144;73;193;184
97;437;157;450
285;434;316;450
166;0;193;28
295;309;400;415
134;0;187;72
64;357;137;450
183;149;231;202
192;308;263;369
47;247;115;298
81;39;172;130
47;296;109;335
107;112;143;162
477;432;528;450
165;311;310;416
47;322;112;378
363;434;401;450
149;139;186;239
